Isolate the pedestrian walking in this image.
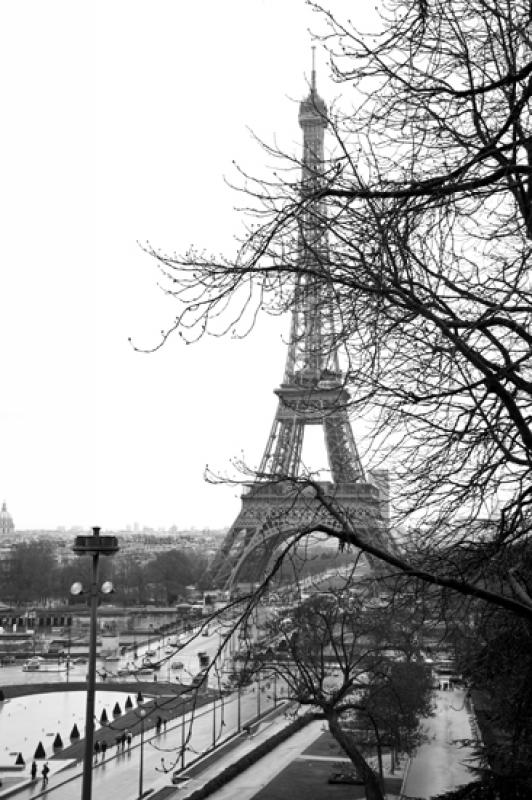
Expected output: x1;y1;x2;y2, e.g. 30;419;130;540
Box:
115;735;121;754
41;763;50;787
30;761;37;781
101;741;107;760
163;717;167;731
120;732;126;751
156;716;162;735
94;741;100;763
125;730;132;750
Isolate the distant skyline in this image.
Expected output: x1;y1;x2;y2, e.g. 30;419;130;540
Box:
7;519;227;534
0;1;377;530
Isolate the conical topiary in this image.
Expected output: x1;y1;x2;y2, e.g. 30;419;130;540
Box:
70;724;80;739
53;733;63;749
113;702;121;716
15;752;25;765
125;695;133;709
136;691;143;703
34;742;46;759
100;708;108;724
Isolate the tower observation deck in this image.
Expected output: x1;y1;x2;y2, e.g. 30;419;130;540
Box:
209;63;391;591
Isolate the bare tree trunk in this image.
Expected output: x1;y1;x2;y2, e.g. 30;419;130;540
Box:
326;712;385;800
365;711;384;783
376;743;383;782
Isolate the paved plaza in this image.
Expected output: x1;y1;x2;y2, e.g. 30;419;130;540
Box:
0;677;478;800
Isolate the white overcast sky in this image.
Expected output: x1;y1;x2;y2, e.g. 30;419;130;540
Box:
0;0;377;531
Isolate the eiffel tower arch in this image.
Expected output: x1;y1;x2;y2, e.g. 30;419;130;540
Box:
210;62;391;591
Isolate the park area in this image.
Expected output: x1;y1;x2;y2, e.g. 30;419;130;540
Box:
251;731;403;800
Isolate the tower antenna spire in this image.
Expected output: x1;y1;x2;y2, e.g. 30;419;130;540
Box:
311;44;316;93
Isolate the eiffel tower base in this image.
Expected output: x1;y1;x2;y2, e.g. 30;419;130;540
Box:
210;479;386;591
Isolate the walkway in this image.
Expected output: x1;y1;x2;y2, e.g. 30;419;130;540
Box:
169;716;324;800
403;688;476;798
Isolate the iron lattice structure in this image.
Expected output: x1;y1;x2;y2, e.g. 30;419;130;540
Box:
210;67;391;590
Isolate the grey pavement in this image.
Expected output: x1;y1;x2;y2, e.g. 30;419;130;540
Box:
171;716;324;800
403;688;477;798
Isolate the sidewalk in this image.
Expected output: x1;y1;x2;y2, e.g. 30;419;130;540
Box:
147;714;322;800
0;759;76;798
402;688;476;797
199;719;324;800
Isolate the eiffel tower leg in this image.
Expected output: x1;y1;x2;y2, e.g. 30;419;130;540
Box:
209;512;253;588
260;410;305;478
211;514;284;590
226;523;286;589
324;412;365;483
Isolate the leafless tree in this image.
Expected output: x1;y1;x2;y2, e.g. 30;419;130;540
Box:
237;588;433;800
136;0;532;619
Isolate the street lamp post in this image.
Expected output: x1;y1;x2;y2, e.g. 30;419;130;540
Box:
65;618;72;684
138;708;147;800
181;709;186;769
73;527;119;800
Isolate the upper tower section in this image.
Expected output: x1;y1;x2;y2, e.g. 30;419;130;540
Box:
298;51;327;192
279;54;339;386
298;51;328;129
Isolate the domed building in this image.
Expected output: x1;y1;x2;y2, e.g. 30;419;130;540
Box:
0;502;14;535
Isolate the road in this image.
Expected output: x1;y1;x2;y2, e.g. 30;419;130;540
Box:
404;688;477;798
10;685;278;800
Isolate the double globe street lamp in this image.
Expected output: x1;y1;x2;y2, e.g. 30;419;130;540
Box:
72;526;119;800
137;707;147;800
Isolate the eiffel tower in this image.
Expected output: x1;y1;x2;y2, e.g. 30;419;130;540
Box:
210;61;390;591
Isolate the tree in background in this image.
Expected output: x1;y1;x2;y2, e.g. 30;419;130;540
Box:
358;661;433;776
144;550;206;604
3;541;58;605
0;544;205;607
